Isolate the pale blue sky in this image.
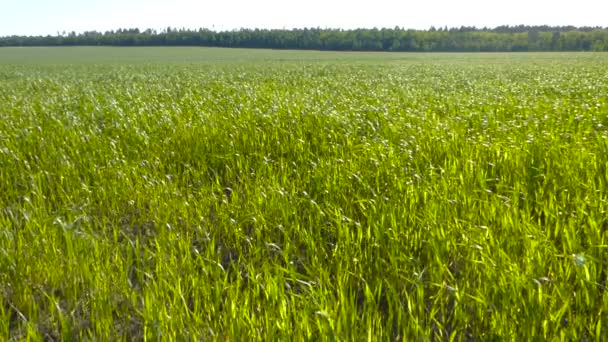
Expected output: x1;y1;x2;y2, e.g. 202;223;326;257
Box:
1;0;606;36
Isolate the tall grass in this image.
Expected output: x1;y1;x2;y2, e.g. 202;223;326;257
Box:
1;49;607;340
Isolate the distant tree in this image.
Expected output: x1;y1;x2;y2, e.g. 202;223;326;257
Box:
1;25;608;51
550;31;561;50
528;30;540;51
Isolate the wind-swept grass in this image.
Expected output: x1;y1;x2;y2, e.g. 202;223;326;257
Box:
1;48;608;340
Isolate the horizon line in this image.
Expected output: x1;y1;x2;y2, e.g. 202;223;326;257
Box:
2;24;608;38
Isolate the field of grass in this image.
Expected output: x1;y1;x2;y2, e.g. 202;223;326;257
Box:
1;47;608;340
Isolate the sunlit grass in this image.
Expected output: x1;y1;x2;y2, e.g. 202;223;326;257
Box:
1;48;608;340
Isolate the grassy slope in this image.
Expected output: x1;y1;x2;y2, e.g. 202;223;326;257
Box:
1;48;608;340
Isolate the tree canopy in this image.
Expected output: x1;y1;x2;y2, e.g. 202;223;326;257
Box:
1;26;607;52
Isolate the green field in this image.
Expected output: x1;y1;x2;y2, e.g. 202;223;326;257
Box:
1;47;608;340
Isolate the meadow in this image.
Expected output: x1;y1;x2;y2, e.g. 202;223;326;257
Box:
1;47;607;340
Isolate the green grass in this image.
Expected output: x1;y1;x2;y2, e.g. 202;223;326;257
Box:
1;47;608;340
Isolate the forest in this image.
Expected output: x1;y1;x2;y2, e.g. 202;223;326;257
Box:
1;26;608;52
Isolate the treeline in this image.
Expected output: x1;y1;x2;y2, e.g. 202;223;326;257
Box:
2;26;608;52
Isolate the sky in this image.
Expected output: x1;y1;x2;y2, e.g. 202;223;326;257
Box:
1;0;607;36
